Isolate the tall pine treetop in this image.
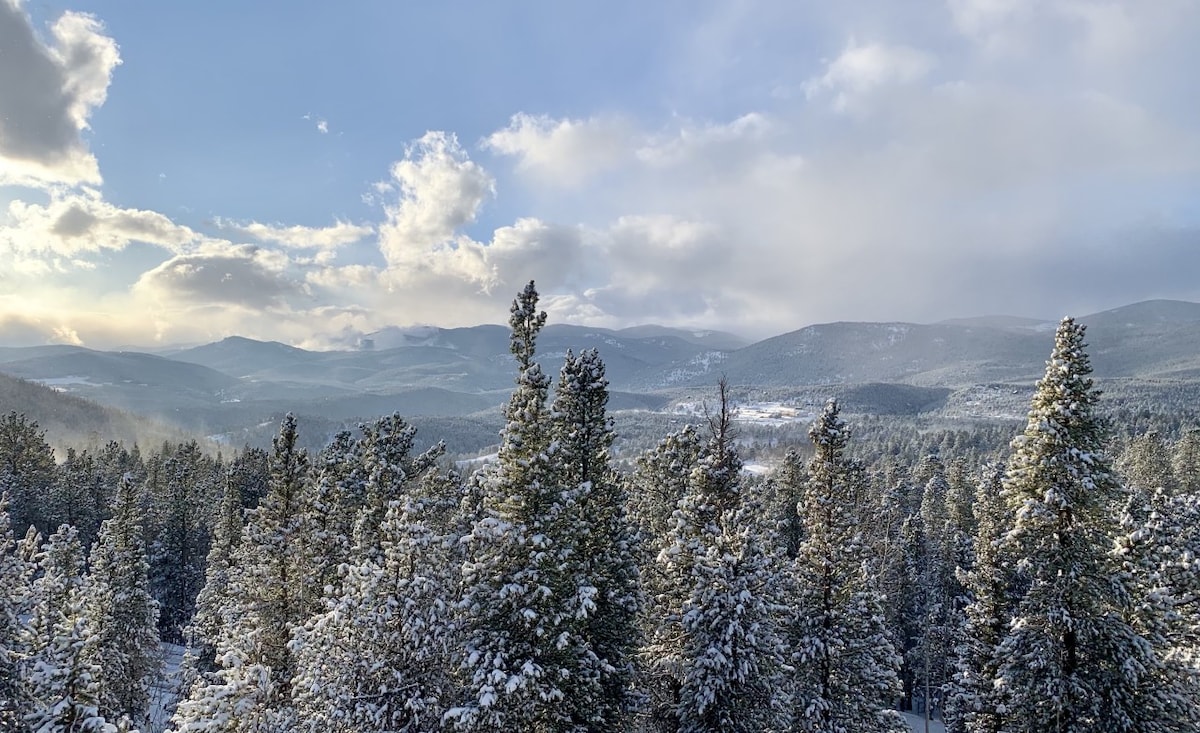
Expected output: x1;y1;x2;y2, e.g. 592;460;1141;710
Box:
509;280;547;371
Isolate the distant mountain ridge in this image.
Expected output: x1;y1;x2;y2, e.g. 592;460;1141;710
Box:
2;300;1199;443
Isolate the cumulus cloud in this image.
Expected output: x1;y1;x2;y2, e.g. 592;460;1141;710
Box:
2;189;200;266
485;113;636;186
0;0;120;186
375;131;496;287
133;242;306;309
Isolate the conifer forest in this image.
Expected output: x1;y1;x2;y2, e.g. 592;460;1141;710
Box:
2;282;1199;733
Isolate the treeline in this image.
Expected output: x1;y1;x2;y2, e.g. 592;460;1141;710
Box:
1;282;1199;732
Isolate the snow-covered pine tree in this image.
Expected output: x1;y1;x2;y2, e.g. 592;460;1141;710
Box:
0;412;58;539
187;470;245;675
629;424;704;731
51;448;108;551
944;463;1008;733
450;281;598;731
1117;430;1177;498
84;473;161;728
1113;477;1200;726
148;441;220;643
171;415;312;731
995;317;1175;733
789;399;906;733
911;455;960;721
302;429;362;598
350;414;445;561
650;380;788;732
292;466;462;732
551;347;642;728
1170;428;1200;495
0;493;33;729
22;526;115;732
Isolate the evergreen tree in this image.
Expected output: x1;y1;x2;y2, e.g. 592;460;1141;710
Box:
187;470;245;674
789;399;906;733
629;425;704;731
911;455;960;721
1118;430;1177;496
172;415;312;731
0;412;57;538
0;494;34;729
1113;481;1200;726
646;381;788;732
148;441;220;642
551;348;643;728
944;464;1008;733
995;318;1174;733
292;467;462;732
1170;428;1200;495
450;281;599;731
52;448;109;551
22;526;114;733
84;474;161;728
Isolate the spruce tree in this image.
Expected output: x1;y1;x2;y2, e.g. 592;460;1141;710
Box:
789;399;906;733
995;318;1173;733
0;412;57;538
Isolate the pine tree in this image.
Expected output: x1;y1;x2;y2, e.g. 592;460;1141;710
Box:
52;448;109;551
0;493;34;729
911;455;961;721
291;467;462;732
944;464;1008;733
1118;430;1177;497
22;526;115;733
1113;480;1200;726
995;317;1174;733
148;441;220;642
551;348;643;728
789;399;906;733
0;412;58;538
188;470;246;674
450;281;599;731
172;415;312;731
647;380;788;732
84;474;161;728
629;424;704;731
1170;428;1200;495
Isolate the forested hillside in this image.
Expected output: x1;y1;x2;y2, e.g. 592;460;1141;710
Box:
2;283;1198;732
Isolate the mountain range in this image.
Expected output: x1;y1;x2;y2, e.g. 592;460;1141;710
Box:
3;299;1200;451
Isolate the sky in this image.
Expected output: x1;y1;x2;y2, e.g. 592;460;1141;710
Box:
2;0;1199;350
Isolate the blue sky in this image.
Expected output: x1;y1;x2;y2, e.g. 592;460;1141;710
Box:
2;0;1199;348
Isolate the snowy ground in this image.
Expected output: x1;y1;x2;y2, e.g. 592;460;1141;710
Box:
902;711;946;733
148;642;185;732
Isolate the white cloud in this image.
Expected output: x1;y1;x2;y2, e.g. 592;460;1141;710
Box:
804;40;936;112
0;0;120;187
2;189;200;265
485;113;635;186
375;131;496;285
219;218;373;250
132;241;306;309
